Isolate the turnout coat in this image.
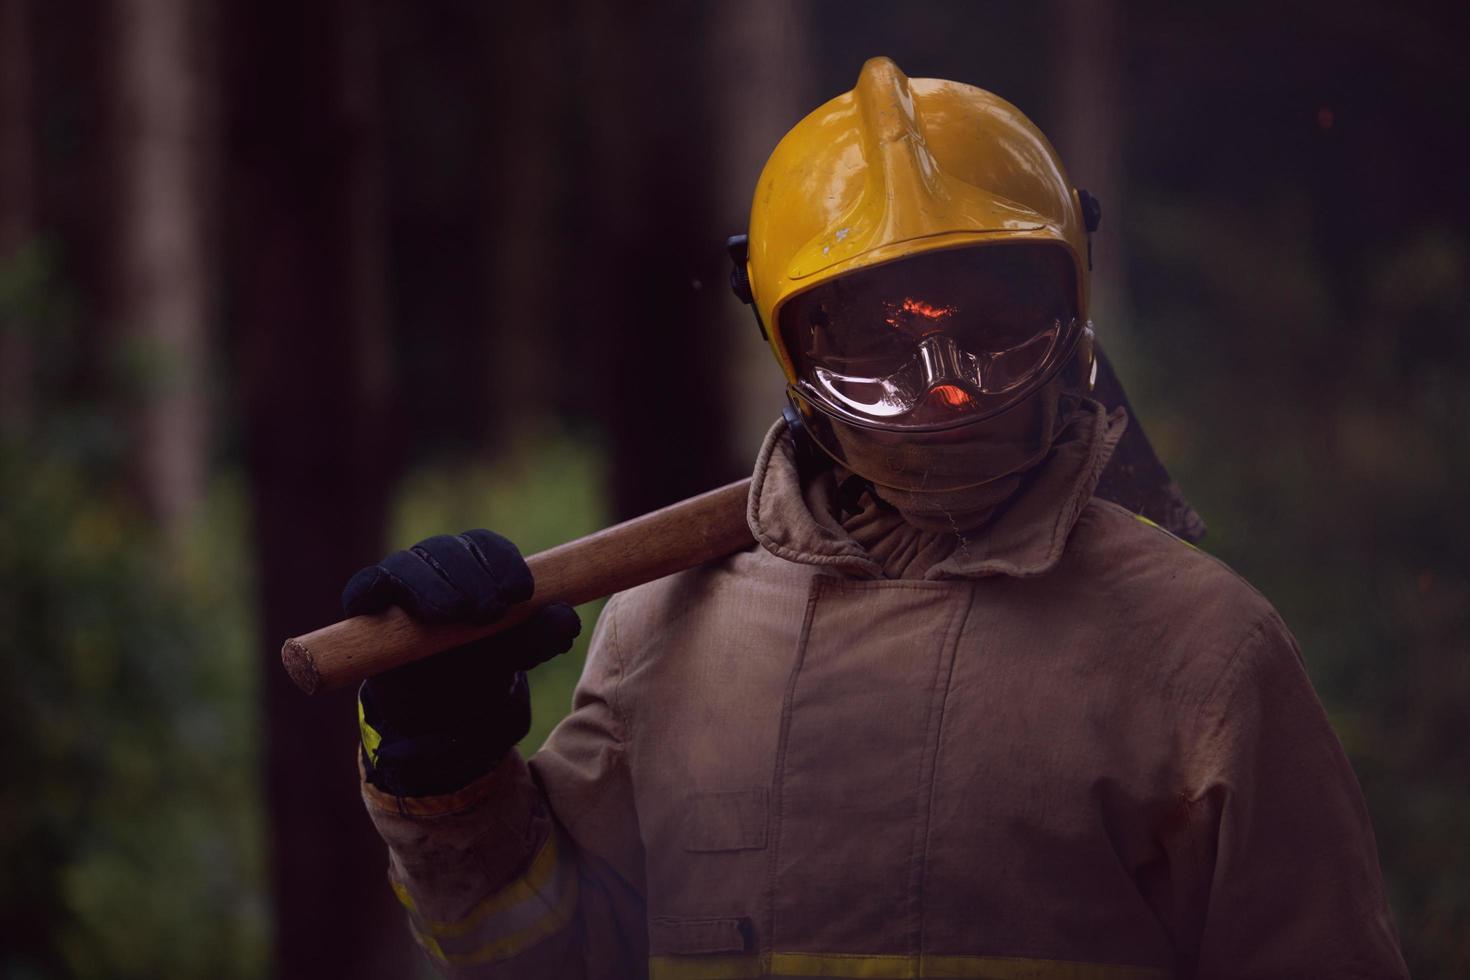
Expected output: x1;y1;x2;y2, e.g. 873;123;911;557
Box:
362;402;1408;980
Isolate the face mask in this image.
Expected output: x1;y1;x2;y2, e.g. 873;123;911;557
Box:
791;372;1069;495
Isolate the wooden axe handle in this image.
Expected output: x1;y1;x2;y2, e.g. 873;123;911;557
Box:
281;478;755;694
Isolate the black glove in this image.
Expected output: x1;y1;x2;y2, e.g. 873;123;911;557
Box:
344;530;581;797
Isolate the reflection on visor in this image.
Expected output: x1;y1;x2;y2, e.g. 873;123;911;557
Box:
780;243;1080;431
810;319;1062;418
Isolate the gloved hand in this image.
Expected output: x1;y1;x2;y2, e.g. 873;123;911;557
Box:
343;529;581;797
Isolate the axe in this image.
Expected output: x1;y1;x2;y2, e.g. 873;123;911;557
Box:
281;346;1203;695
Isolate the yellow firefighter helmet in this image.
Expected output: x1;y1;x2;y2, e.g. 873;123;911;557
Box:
733;56;1101;491
746;55;1096;386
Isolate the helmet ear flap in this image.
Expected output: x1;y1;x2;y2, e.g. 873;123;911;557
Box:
1077;189;1102;233
726;234;754;304
726;233;768;341
1069;192;1098;385
1076;189;1102;274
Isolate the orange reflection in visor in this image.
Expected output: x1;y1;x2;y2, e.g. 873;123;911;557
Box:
884;297;958;332
928;384;973;408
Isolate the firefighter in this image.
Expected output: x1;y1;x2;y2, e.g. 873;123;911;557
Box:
346;58;1408;979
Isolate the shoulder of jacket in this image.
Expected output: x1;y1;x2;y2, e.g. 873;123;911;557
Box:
1078;497;1273;602
1073;500;1313;718
1068;497;1293;678
594;541;768;661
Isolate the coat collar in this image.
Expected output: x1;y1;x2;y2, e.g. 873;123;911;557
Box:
746;399;1128;580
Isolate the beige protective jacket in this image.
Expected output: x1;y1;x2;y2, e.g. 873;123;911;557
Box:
362;402;1408;980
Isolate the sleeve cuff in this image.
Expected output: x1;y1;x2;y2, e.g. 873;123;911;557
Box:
360;745;526;818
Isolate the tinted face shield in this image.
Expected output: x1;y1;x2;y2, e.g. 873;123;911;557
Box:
779;243;1091;491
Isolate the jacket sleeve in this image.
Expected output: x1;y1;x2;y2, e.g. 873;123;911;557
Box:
1168;612;1409;979
360;595;647;978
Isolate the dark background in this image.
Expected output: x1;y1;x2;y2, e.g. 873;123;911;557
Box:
2;1;1467;977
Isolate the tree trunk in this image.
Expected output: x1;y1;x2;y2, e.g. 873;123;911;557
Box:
0;0;35;437
479;1;564;434
380;1;568;456
221;1;411;976
1048;0;1131;352
706;0;812;461
379;4;497;457
101;0;209;533
573;1;742;520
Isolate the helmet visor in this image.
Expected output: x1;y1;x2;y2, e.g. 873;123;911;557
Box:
779;243;1081;431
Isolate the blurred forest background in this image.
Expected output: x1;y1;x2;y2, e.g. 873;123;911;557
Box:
1;1;1467;977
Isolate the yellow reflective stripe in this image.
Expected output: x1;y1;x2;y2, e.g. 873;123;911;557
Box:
930;956;1164;979
413;857;579;966
416;830;564;938
420;875;579;963
1131;513;1199;552
357;696;382;766
775;954;911;978
649;952;1168;980
393;831;579;966
389;877;416;913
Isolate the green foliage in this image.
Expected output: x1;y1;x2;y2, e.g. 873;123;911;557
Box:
0;238;607;978
389;429;611;753
0;245;267;980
